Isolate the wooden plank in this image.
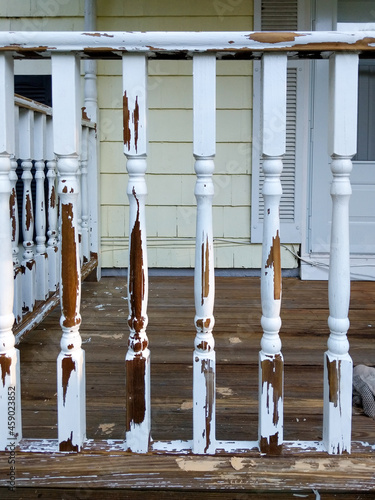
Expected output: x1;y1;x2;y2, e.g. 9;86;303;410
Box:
1;445;375;493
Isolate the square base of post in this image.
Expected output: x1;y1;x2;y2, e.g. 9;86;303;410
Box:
323;351;352;454
0;348;22;450
259;351;283;455
57;348;86;452
193;351;216;454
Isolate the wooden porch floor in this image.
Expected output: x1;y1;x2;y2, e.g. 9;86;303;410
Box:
2;276;375;498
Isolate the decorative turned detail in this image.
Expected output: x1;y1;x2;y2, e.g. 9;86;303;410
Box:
258;53;287;455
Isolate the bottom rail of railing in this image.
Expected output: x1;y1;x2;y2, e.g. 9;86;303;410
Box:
7;438;375;455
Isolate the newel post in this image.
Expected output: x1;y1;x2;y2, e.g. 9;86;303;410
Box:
192;53;216;454
259;53;287;455
0;53;22;450
323;53;359;454
52;53;86;452
122;53;150;453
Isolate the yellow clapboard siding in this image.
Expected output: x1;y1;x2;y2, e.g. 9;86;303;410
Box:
8;17;84;30
29;0;84;17
98;75;252;110
100;173;128;205
97;0;253;18
97;16;253;31
98;60;252;77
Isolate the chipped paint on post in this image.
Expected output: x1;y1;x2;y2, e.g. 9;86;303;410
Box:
259;54;287;455
323;53;358;455
259;353;283;455
46;157;59;292
0;354;11;387
0;55;22;451
60;202;80;328
51;53;87;453
55;156;86;453
125;189;150;451
265;230;281;301
202;359;215;453
193;54;216;455
61;356;76;405
323;352;352;454
59;431;79;453
21;159;36;314
123;53;150;453
326;357;339;408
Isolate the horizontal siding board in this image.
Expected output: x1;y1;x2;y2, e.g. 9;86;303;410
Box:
98;16;252;31
97;0;253;18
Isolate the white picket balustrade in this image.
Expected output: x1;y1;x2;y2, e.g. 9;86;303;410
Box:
0;30;373;457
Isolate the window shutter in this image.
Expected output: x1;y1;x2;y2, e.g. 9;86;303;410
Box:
261;0;298;30
251;0;306;243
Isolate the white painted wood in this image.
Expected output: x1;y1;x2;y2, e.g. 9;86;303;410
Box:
34;112;49;301
1;30;375;55
87;126;100;274
52;53;86;452
10;154;22;325
251;60;308;244
0;53;22;451
76;156;83;265
46;116;59;292
192;53;216;455
83;0;101;277
80;125;90;263
258;53;287;455
123;53;150;453
19;108;36;314
323;53;358;455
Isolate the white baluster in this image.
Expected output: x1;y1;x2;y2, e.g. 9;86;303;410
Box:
12;103;23;324
80;125;89;263
87;126;100;274
192;53;216;455
323;53;359;455
19;108;36;313
259;53;287;455
83;0;100;279
0;52;22;450
10;155;22;324
52;53;85;452
76;157;83;265
46;115;59;292
34;112;49;301
122;53;150;453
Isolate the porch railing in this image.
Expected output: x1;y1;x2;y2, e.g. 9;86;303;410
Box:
10;95;98;343
0;30;374;456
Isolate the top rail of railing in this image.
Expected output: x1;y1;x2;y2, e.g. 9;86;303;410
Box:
0;31;375;59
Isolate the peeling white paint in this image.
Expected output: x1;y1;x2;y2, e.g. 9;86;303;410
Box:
229;337;242;344
230;456;245;471
176;457;224;472
217;387;233;397
180;400;193;410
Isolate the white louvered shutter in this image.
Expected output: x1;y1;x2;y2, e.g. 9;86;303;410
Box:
251;0;307;243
